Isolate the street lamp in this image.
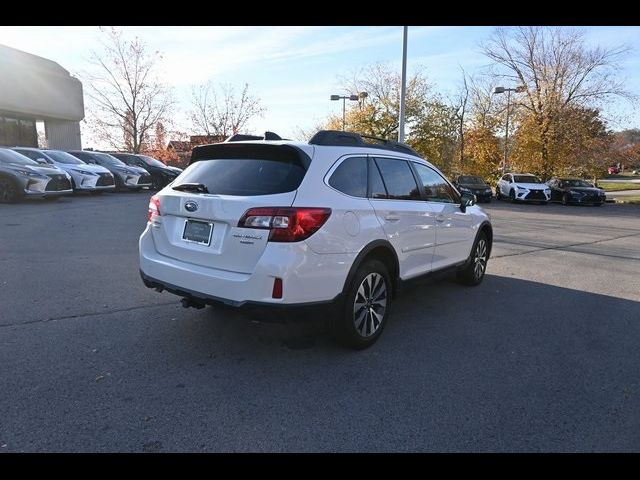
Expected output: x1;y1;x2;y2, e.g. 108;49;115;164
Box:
330;93;361;131
493;85;526;173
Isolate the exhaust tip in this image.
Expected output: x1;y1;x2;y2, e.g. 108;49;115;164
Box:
181;297;206;309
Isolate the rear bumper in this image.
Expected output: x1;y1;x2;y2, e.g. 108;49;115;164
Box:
139;224;354;307
140;270;343;319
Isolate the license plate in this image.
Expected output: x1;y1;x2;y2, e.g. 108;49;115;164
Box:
182;219;213;246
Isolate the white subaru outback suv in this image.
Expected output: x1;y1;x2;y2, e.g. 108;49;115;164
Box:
139;130;493;349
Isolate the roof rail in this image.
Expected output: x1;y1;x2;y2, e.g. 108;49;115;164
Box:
308;130;421;157
225;131;284;142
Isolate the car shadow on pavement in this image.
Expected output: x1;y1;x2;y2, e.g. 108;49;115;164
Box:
182;272;639;356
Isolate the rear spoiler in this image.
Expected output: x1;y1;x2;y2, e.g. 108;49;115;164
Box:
189;143;312;169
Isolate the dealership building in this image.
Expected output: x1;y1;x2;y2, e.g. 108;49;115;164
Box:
0;44;84;149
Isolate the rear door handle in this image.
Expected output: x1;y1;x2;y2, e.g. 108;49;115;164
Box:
384;214;400;222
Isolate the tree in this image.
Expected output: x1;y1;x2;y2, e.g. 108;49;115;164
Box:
140;122;180;165
510;106;615;181
325;63;433;139
189;82;264;137
481;26;631;179
85;27;174;153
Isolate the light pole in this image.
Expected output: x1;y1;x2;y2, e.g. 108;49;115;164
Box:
399;26;408;143
331;94;361;131
493;85;525;173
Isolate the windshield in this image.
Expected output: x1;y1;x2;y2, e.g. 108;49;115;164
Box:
45;150;86;165
0;148;40;166
458;176;485;185
91;152;126;166
560;179;594;188
514;175;542;183
139;155;167;168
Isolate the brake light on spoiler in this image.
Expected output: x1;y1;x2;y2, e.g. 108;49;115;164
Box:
238;207;331;242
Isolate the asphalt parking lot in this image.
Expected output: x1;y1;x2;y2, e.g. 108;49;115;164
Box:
1;193;639;452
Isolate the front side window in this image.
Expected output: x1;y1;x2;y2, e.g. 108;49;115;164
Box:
373;157;421;201
328;156;367;198
413;163;459;204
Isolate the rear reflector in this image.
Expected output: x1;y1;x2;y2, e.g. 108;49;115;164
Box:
272;277;283;299
238;207;331;242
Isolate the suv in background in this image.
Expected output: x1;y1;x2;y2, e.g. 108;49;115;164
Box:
0;148;73;203
107;152;181;190
496;173;551;204
139;130;493;349
67;150;152;191
12;147;115;193
452;175;493;203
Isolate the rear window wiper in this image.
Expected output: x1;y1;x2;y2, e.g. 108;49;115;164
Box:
172;183;209;193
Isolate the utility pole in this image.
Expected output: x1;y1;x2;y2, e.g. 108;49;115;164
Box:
398;26;408;143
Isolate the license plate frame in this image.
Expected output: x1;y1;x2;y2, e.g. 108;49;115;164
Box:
182;219;214;246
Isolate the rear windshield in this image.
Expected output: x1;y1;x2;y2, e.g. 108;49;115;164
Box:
175;158;306;196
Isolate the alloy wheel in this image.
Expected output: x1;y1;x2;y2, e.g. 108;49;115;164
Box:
474;239;487;280
353;272;387;337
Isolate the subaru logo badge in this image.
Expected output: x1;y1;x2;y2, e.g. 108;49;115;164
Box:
184;201;198;212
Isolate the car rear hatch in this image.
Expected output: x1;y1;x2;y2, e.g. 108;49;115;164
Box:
150;143;312;274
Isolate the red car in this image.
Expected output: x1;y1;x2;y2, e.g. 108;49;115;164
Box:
608;166;620;175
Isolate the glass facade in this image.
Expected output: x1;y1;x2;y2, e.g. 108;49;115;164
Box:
0;115;38;147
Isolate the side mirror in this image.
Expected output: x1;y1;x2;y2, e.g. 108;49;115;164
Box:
36;158;49;165
460;192;476;212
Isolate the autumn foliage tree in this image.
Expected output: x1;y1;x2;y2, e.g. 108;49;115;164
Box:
481;26;630;179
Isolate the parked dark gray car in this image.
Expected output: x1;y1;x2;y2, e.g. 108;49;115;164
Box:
0;148;73;203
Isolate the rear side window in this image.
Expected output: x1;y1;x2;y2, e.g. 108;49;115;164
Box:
328;157;367;197
369;159;388;199
374;157;421;201
177;158;306;196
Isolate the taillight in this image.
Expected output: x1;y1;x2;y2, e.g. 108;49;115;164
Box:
148;195;161;222
238;207;331;242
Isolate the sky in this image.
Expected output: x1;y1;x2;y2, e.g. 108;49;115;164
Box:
1;26;639;146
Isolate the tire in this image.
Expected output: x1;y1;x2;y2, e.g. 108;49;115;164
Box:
495;188;502;200
509;189;516;203
457;232;489;286
0;177;20;203
333;259;392;350
562;193;570;205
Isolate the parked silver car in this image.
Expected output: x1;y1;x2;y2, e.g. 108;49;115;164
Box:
67;150;152;191
0;148;72;203
12;147;115;193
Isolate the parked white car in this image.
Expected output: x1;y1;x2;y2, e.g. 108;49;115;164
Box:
139;130;493;349
496;173;551;203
